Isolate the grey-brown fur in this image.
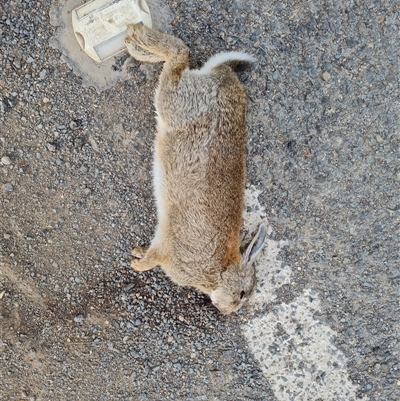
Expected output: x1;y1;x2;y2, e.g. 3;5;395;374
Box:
126;24;266;314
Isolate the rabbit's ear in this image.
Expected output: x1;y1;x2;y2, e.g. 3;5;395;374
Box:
243;223;267;266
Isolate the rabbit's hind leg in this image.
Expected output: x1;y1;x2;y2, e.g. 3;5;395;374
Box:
125;40;164;63
126;24;188;65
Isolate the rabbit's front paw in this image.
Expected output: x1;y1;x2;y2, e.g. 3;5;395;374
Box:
131;251;157;271
131;259;147;271
131;246;148;259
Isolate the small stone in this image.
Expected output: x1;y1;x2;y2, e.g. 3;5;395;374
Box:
321;71;331;81
27;349;36;358
1;99;11;113
83;188;91;195
377;15;385;24
46;143;56;152
123;283;135;292
26;56;34;63
1;156;11;165
74;315;84;323
43;97;50;104
88;136;99;152
110;319;119;328
4;233;11;239
2;183;13;191
13;60;21;69
134;319;142;326
69;121;78;130
39;69;48;80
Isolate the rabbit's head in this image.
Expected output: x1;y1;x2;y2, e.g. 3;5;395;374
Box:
210;224;267;315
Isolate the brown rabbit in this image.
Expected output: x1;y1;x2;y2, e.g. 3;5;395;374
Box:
125;24;266;314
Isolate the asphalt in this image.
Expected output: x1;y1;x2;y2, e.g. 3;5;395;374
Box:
1;0;399;400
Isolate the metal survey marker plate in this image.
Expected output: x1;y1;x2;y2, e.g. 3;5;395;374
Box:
72;0;152;63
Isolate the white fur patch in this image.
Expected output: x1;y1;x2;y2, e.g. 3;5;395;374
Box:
151;156;165;247
152;155;164;219
194;51;255;75
151;117;168;246
155;114;167;135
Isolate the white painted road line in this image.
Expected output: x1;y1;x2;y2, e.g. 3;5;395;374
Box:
242;188;368;401
243;188;291;308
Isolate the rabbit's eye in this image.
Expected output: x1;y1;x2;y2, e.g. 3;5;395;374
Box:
240;290;245;299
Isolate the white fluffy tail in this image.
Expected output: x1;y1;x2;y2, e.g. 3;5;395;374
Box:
198;51;255;74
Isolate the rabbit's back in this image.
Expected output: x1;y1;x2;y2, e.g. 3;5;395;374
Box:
155;65;247;131
153;66;248;276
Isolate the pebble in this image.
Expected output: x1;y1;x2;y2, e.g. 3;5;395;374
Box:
1;100;11;113
27;349;36;358
321;71;331;81
69;121;78;130
39;69;48;80
74;315;84;323
1;156;11;165
123;283;135;292
46;143;56;152
2;183;13;191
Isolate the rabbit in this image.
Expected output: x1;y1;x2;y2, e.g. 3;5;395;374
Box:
125;24;267;315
